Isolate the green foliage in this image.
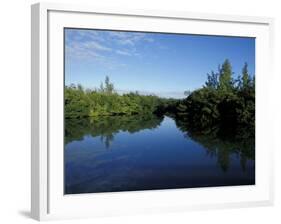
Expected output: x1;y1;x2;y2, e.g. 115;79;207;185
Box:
175;60;255;133
205;70;219;89
242;62;251;89
65;84;90;118
65;77;165;118
65;60;255;138
218;59;233;92
104;75;114;93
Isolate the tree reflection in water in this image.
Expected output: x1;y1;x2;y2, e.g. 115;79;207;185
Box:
174;115;255;172
65;114;164;148
65;114;254;172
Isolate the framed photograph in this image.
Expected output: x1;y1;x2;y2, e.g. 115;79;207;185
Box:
31;2;274;221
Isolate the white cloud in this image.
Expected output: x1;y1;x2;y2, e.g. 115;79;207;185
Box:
115;49;132;56
82;41;112;52
107;31;154;46
66;41;107;61
65;29;155;65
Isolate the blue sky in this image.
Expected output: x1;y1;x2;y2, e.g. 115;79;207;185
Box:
65;28;255;99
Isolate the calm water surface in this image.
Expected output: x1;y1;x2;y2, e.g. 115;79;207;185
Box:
65;115;255;194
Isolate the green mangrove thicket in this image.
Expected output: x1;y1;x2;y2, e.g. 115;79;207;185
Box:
65;59;255;134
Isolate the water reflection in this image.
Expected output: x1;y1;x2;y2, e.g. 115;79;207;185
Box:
174;116;255;172
65;114;255;194
65;114;164;148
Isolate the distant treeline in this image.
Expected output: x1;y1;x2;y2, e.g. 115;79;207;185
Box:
65;76;176;118
65;59;255;133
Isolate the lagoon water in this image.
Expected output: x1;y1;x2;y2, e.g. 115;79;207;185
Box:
65;115;255;194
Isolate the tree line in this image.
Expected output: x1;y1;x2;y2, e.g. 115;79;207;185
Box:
65;59;255;134
174;59;255;133
65;76;174;118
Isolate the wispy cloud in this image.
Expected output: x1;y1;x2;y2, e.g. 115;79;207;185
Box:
65;43;105;60
115;49;132;56
108;31;154;46
65;29;155;65
82;41;112;52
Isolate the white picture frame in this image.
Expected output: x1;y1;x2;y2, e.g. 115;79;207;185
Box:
31;2;274;221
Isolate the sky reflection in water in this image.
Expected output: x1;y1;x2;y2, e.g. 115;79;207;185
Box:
65;115;255;194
